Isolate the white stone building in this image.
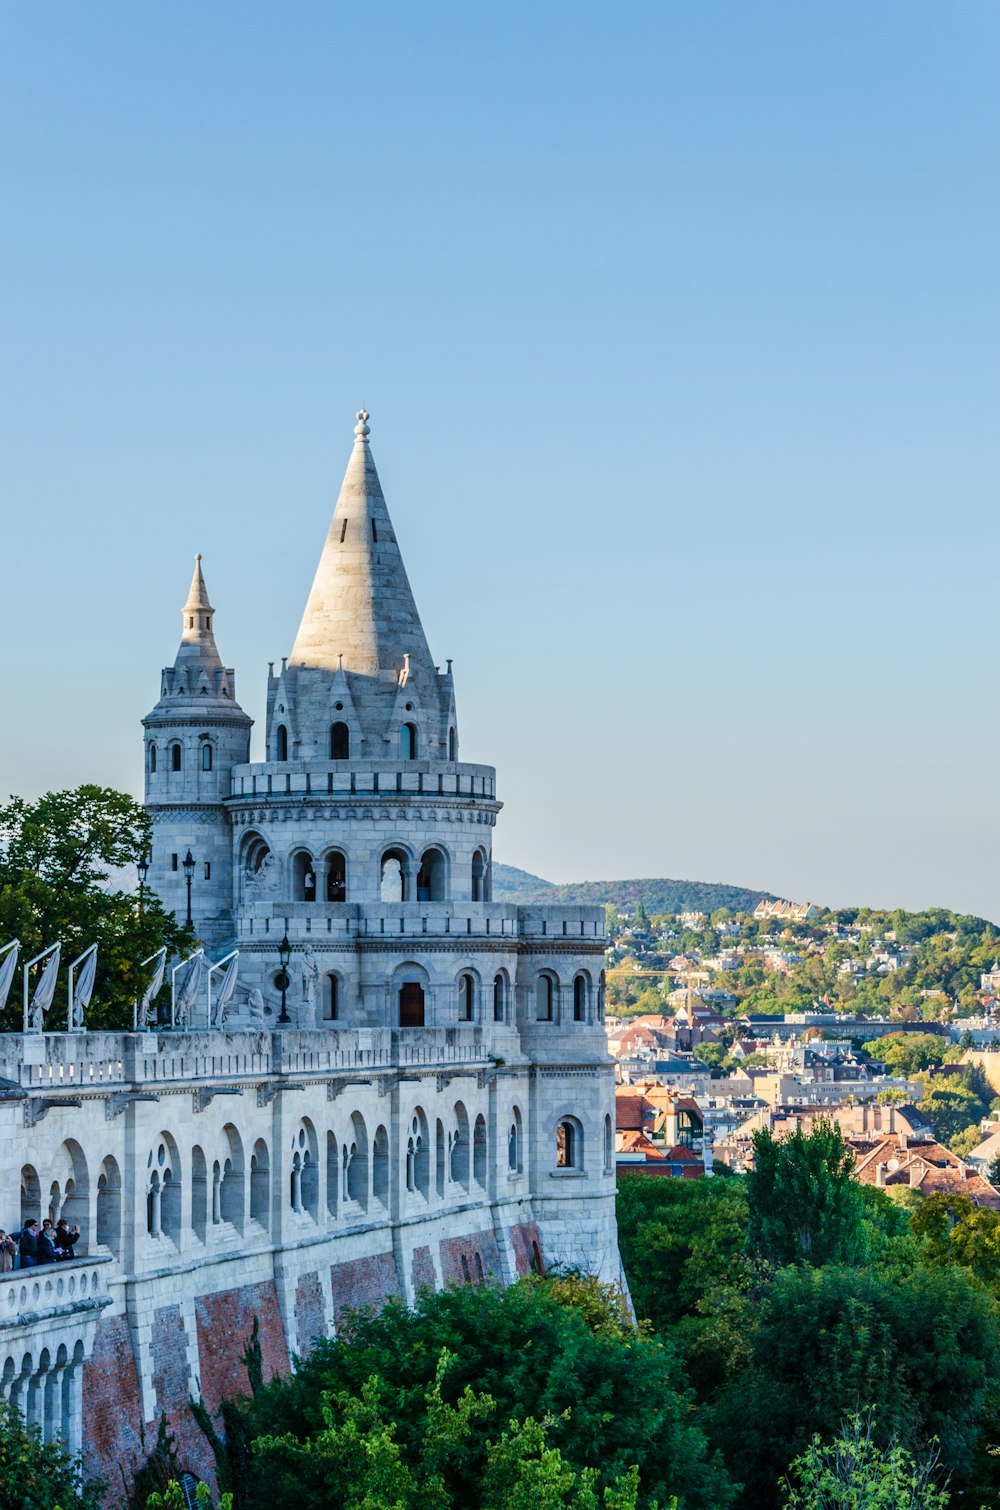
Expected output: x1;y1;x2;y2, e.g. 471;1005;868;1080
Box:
0;412;620;1493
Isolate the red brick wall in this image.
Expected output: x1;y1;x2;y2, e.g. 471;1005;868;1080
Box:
510;1221;544;1276
329;1251;401;1321
81;1315;145;1493
294;1271;327;1357
151;1304;217;1490
194;1280;290;1418
439;1229;503;1286
410;1244;436;1294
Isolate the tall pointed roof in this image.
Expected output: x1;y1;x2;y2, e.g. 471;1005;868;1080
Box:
175;553;222;671
289;411;436;680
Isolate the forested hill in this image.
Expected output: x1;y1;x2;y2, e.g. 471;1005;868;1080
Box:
491;863;778;916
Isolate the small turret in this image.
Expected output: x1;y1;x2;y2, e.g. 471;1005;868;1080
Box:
143;556;253;945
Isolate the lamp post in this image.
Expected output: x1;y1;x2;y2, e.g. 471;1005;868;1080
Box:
182;849;195;929
277;933;292;1025
137;850;150;917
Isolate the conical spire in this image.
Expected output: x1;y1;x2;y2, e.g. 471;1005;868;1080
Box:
289;411;436;680
176;553;222;670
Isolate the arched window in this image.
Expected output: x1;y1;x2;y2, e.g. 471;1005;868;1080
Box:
604;1115;614;1173
573;975;587;1022
345;1112;368;1210
406;1111;430;1199
458;973;475;1022
330;721;350;759
171;744;182;772
556;1118;582;1170
201;743;213;771
178;1473;200;1510
326;850;347;902
326;1132;338;1220
96;1156;122;1257
598;970;606;1023
493;972;507;1023
416;847;447;902
536;974;555;1022
149;743;157;774
400;722;417;760
276;724;288;761
448;727;456;761
380;848;409;901
471;849;487;902
451;1103;470;1190
508;1108;523;1175
191;1146;208;1243
250;1139;269;1230
324;973;339;1022
435;1119;446;1199
373;1125;390;1207
293;851;317;902
473;1115;487;1186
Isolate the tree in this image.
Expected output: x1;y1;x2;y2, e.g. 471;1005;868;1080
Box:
0;1397;102;1509
746;1121;864;1267
782;1411;949;1510
862;1033;944;1078
0;786;192;1029
208;1276;733;1510
713;1263;997;1510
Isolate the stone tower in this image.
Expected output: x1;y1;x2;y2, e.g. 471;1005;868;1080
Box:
142;555;252;945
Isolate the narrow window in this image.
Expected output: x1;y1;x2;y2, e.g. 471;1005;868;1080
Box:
201;744;213;771
276;725;288;761
573;975;586;1022
171;853;179;872
400;722;417;760
203;862;211;881
371;518;378;542
330;722;350;759
340;518;348;543
149;744;157;773
448;727;456;762
171;744;182;772
324;974;338;1021
458;974;474;1022
556;1120;576;1169
536;975;554;1022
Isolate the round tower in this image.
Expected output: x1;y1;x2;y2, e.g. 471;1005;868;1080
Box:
143;555;253;946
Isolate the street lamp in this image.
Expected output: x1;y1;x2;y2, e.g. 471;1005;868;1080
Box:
182;849;195;929
136;850;150;916
277;933;292;1025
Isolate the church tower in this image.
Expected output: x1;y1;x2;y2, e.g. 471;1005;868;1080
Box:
142;555;252;945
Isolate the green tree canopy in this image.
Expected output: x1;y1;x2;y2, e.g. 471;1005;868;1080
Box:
746;1121;864;1267
0;1397;102;1509
0;786;192;1029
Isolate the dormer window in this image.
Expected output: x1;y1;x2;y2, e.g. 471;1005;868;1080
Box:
400;723;417;761
276;725;288;761
330;722;350;759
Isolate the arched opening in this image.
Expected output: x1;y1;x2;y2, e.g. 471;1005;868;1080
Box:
474;1252;484;1282
191;1147;208;1243
161;1165;181;1246
219;1125;245;1232
171;744;182;772
380;847;410;902
250;1139;269;1230
471;849;488;902
292;1122;319;1221
598;970;606;1022
345;1112;369;1210
241;831;272;898
556;1118;582;1170
451;1103;470;1190
399;981;425;1028
435;1119;446;1199
493;972;508;1023
407;1110;430;1199
96;1156;122;1257
276;724;288;761
330;722;350;760
536;974;555;1022
457;972;475;1023
416;847;447;902
326;1133;338;1219
20;1165;40;1231
325;849;347;902
573;974;588;1022
448;727;456;762
293;851;317;902
323;973;339;1022
149;743;157;774
508;1108;523;1175
604;1115;614;1172
177;1473;200;1510
201;743;213;772
373;1125;389;1207
399;722;418;760
473;1115;487;1187
460;1254;471;1284
52;1140;89;1244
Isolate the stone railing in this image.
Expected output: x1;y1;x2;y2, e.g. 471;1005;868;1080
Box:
0;1254;112;1330
236;901;606;945
229;759;498;803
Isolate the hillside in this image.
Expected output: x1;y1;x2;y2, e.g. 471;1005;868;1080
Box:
491;863;778;916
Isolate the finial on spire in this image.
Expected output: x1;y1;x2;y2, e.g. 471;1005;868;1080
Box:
195;551;202;563
354;408;370;442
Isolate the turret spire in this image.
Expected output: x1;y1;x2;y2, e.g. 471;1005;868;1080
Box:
176;553;222;670
289;410;436;682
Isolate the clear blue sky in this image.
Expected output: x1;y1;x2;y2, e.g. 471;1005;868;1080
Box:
1;4;997;918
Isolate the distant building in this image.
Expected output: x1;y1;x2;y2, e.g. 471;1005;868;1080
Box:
754;900;820;922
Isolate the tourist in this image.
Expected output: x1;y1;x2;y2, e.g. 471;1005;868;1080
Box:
0;1231;14;1272
54;1219;80;1259
37;1223;58;1266
14;1219;39;1268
